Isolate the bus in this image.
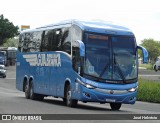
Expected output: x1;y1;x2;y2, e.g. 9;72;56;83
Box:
16;20;148;110
0;47;17;66
0;51;7;65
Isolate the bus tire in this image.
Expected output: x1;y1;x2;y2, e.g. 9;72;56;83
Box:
24;81;30;99
29;81;37;100
65;85;78;107
110;103;122;110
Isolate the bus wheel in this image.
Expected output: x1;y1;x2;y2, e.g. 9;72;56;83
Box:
65;85;78;107
29;81;37;100
110;103;122;110
24;82;30;99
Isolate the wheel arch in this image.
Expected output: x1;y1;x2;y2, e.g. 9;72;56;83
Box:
29;76;34;85
64;78;71;98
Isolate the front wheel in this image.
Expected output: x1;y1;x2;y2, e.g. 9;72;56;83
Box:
110;103;122;110
65;85;78;107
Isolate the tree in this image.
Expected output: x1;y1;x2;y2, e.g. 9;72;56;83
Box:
0;14;19;46
3;38;19;47
140;38;160;63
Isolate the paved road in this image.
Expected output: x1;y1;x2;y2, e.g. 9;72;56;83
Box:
138;69;160;81
0;66;159;123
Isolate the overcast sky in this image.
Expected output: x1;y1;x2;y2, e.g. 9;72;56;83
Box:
1;0;160;44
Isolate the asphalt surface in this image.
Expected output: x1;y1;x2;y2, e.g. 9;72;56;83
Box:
138;69;160;81
0;66;159;123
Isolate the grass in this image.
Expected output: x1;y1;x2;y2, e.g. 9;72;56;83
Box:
139;63;153;70
137;78;160;103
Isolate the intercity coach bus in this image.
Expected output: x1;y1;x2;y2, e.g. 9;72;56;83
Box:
16;20;148;110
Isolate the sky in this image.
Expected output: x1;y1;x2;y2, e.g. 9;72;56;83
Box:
0;0;160;44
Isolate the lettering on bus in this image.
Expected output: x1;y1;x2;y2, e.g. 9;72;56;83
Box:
23;53;61;67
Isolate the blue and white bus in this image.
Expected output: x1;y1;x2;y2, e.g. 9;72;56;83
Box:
16;20;148;110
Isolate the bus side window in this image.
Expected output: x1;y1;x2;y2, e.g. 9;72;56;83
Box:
62;27;71;54
28;32;35;52
41;30;50;51
23;33;30;52
18;34;23;52
72;25;82;72
53;29;62;51
41;29;63;52
35;31;42;52
72;46;81;72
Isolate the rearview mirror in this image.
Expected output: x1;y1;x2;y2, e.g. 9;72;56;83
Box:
75;40;85;57
137;46;148;63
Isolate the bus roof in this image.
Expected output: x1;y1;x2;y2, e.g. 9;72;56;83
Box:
21;19;134;36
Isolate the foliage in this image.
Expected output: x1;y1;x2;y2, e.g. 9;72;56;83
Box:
139;63;153;70
0;14;19;45
3;38;18;47
137;78;160;103
140;39;160;63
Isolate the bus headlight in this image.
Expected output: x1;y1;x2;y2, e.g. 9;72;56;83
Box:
86;84;95;89
76;78;95;89
128;87;138;92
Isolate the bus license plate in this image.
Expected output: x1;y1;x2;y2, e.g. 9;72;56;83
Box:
106;99;116;102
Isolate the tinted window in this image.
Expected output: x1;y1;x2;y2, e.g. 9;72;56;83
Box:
19;31;42;52
35;31;42;52
41;29;62;51
61;27;71;54
23;33;31;52
72;25;82;72
112;37;136;53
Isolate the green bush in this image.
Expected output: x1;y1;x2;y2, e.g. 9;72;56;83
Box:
139;63;153;70
137;78;160;103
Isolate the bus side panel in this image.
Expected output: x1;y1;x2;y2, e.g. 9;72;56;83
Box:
16;51;79;98
49;66;57;96
34;66;50;95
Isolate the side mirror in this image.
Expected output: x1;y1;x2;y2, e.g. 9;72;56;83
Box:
75;40;85;57
137;46;148;64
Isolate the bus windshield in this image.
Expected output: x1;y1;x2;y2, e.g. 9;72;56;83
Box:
84;34;137;83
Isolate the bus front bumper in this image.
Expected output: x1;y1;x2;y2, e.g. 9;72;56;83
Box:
73;84;137;104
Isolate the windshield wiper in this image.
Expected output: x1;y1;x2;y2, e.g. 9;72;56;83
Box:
83;73;101;81
113;53;127;84
97;62;110;82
